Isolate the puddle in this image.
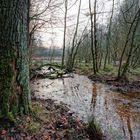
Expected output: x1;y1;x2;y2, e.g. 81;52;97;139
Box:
31;68;140;140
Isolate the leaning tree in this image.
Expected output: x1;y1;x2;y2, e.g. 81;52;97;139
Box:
0;0;31;120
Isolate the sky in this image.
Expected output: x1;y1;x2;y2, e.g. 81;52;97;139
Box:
37;0;123;48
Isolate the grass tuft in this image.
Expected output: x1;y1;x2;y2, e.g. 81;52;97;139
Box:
87;118;103;140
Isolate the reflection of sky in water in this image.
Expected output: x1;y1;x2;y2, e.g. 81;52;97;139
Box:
32;74;93;120
31;74;140;140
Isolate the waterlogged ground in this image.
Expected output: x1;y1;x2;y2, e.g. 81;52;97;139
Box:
31;68;140;140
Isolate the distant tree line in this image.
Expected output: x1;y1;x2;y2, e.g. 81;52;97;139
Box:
32;45;62;58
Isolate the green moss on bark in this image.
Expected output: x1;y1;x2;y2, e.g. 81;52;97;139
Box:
0;0;31;121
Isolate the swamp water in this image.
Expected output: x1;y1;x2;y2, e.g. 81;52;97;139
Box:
31;68;140;140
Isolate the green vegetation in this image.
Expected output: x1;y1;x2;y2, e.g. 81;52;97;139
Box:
87;118;103;140
1;0;140;139
76;62;140;82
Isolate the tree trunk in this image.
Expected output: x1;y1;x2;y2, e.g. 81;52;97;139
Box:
89;0;96;74
0;0;31;120
117;9;140;79
61;0;68;69
66;0;81;72
93;0;98;72
104;0;114;69
121;10;140;78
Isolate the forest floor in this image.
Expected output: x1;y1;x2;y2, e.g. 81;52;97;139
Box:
75;66;140;93
0;63;106;140
1;61;139;139
31;60;140;93
31;59;140;93
0;98;91;140
88;74;140;93
0;96;104;140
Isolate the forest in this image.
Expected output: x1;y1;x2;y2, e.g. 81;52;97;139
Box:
0;0;140;140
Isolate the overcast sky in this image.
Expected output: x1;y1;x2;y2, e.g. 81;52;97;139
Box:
39;0;123;48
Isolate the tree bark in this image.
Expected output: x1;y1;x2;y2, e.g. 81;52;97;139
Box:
89;0;96;74
66;0;81;71
0;0;31;120
61;0;68;69
117;9;140;79
121;9;140;78
93;0;98;72
104;0;115;69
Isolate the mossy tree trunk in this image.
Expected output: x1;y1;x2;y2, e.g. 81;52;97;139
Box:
0;0;31;119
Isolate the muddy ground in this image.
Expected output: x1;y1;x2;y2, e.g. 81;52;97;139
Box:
88;75;140;93
75;68;140;93
1;65;139;140
0;97;104;140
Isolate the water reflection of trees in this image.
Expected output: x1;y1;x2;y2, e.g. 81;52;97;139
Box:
91;83;97;111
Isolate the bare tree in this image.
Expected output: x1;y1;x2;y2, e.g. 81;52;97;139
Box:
61;0;68;68
93;0;99;72
118;8;140;79
104;0;115;69
66;0;82;71
117;7;140;79
89;0;96;74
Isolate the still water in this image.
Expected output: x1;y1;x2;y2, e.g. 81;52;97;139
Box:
31;71;140;140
